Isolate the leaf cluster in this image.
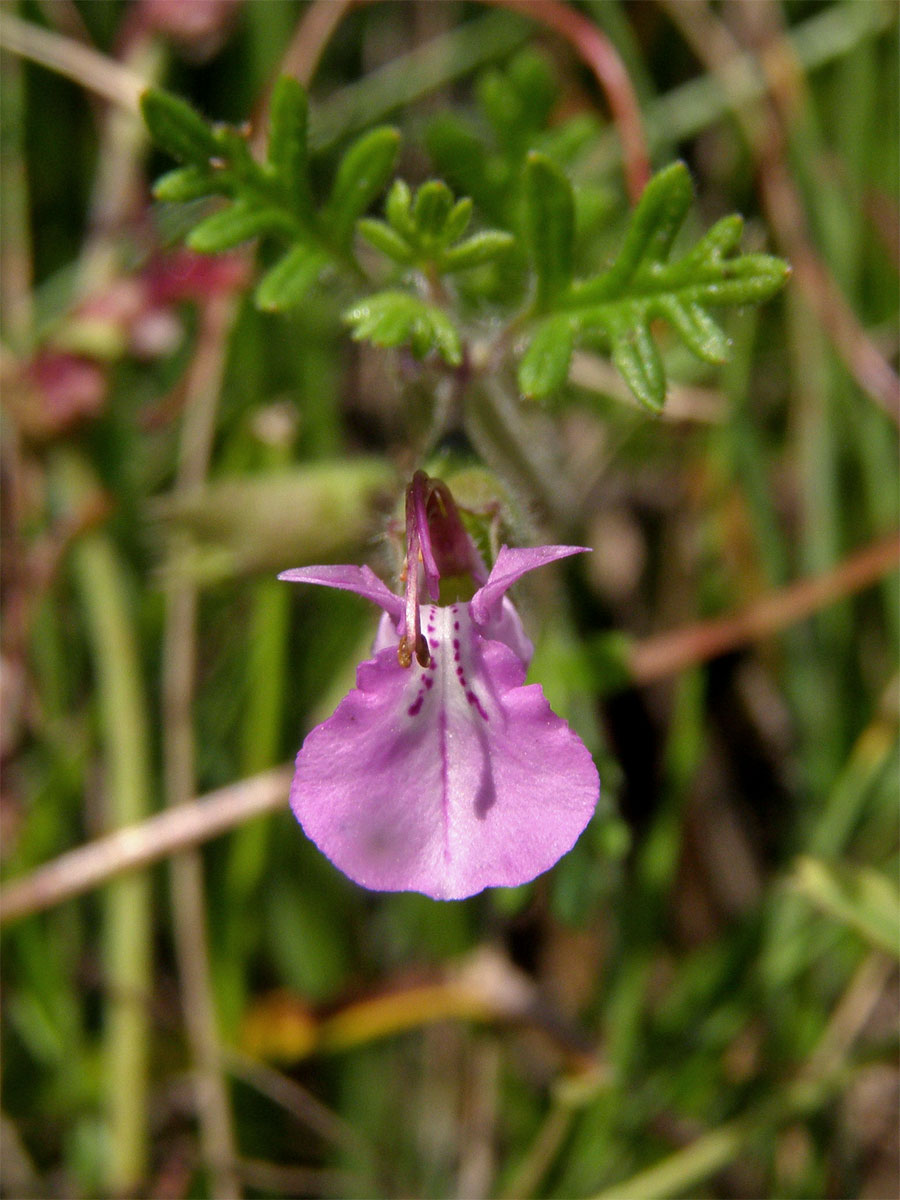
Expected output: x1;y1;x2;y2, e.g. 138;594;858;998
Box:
519;160;790;410
142;55;789;413
358;179;514;275
142;80;400;311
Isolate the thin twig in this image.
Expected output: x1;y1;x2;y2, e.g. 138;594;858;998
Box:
78;36;163;291
276;0;356;88
482;0;651;202
162;290;242;1200
222;1049;371;1158
800;952;896;1082
234;1159;366;1197
0;10;146;111
250;0;354;154
630;533;900;685
499;1104;575;1200
0;768;291;925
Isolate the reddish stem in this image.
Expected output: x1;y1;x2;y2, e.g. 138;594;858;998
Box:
482;0;651;201
630;533;900;684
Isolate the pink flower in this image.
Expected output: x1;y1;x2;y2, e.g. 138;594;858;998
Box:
280;473;599;900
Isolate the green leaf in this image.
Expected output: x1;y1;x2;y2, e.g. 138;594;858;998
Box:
519;316;574;399
266;76;312;220
344;291;461;365
477;67;522;141
327;127;401;249
523;152;574;309
476;51;557;153
610;319;666;412
187;201;297;253
505;48;558;132
790;856;900;958
644;160;694;261
412;180;454;241
571;163;694;307
356;219;413;263
153;165;230;203
658;298;730;364
443;198;473;245
255;244;331;310
425;114;505;222
685;213;745;262
141;89;219;164
520;161;789;409
538;112;602;167
439;230;515;272
385;180;415;238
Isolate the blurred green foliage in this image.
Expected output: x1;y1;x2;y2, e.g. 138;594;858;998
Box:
1;2;898;1199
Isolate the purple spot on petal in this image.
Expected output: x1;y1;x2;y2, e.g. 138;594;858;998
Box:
453;639;460;649
424;677;433;689
453;621;460;631
466;691;489;720
408;697;423;716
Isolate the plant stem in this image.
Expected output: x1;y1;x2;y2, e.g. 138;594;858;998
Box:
0;10;146;111
162;291;242;1199
629;534;900;685
0;767;292;926
61;454;153;1195
482;0;650;201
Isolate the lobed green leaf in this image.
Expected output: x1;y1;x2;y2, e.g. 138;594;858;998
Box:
439;230;515;272
141;89;219;164
327;127;401;249
153;165;231;203
266;76;312;220
523;152;575;310
344;291;461;365
521;161;789;409
518;316;575;399
385;180;415;238
357;219;414;263
609;319;666;413
255;245;331;311
569;163;692;308
187;201;298;254
413;181;455;242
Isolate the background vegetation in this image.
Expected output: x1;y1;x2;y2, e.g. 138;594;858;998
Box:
1;2;897;1198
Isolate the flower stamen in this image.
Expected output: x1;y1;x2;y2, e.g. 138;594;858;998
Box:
398;471;434;668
